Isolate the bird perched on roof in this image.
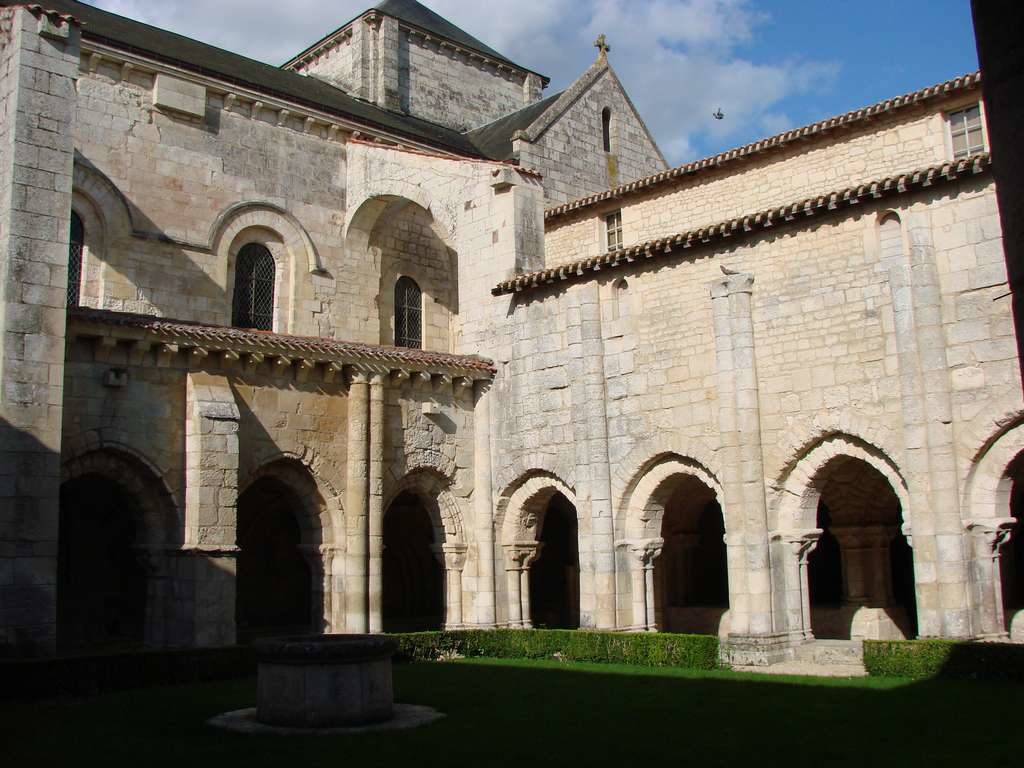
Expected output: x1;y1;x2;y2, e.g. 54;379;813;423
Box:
721;265;740;275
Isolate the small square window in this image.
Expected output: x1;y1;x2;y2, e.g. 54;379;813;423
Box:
606;211;623;252
948;104;985;160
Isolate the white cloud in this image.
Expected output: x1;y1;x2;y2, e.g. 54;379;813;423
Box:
87;0;839;164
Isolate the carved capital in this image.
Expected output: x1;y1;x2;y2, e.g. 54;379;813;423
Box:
433;542;468;571
504;541;541;570
965;518;1016;555
709;271;755;299
771;528;822;563
617;537;664;566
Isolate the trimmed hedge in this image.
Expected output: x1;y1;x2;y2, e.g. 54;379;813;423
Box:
864;639;1024;681
0;645;255;701
389;629;720;670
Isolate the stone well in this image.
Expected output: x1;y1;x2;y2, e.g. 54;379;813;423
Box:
254;634;398;728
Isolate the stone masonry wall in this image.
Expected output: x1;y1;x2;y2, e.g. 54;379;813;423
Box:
544;90;985;266
0;9;79;655
399;30;530;131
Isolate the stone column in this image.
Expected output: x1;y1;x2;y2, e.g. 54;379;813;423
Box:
885;213;970;638
367;373;385;634
300;546;327;633
770;530;821;642
182;373;240;646
710;272;773;638
473;380;497;627
325;546;347;632
566;283;614;629
965;519;1015;638
0;8;80;655
345;372;370;633
619;538;664;631
435;543;468;629
503;543;540;628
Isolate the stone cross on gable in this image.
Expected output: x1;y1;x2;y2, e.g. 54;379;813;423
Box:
594;33;610;60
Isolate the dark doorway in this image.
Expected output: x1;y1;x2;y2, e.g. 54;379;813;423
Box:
529;493;580;629
236;478;312;642
656;477;728;634
58;475;147;652
382;492;444;631
1004;474;1024;615
808;503;843;607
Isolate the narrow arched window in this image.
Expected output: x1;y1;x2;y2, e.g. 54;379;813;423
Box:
231;243;275;330
615;278;630;319
602;107;612;152
67;211;84;307
878;212;903;262
394;276;422;349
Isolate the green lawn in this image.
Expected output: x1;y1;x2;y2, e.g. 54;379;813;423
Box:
1;658;1017;767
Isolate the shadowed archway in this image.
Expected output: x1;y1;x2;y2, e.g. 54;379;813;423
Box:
529;492;580;629
58;476;148;651
382;491;445;631
235;477;314;641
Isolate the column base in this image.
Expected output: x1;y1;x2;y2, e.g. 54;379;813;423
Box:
719;632;798;667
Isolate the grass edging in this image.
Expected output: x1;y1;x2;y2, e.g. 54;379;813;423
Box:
864;639;1024;681
389;628;720;670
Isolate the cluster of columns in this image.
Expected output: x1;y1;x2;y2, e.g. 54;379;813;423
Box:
342;371;496;633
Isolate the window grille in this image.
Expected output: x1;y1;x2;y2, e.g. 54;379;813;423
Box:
606;211;623;252
949;105;985;159
395;276;422;349
67;211;84;307
231;243;275;330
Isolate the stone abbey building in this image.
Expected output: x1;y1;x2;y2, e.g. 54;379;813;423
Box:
1;0;1020;662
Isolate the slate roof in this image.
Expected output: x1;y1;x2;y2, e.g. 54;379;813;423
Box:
545;71;984;222
467;91;564;161
494;153;993;296
70;308;496;374
9;0;488;157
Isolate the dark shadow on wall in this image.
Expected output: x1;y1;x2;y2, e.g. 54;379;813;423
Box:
0;418;61;658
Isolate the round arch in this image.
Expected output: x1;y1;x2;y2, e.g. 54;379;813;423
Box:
497;470;578;546
241;456;336;548
771;432;910;535
62;446;181;549
384;468;466;546
617;452;724;540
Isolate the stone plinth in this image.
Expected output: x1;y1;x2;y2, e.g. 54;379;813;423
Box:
254;635;397;728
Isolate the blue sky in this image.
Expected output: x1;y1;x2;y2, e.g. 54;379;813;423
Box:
87;0;979;165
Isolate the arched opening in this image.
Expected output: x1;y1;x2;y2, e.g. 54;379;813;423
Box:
602;107;612;153
67;211;84;307
231;242;276;330
655;476;728;634
806;456;916;639
382;491;444;631
394;276;422;349
235;477;313;641
57;474;147;652
529;493;579;629
1003;456;1024;622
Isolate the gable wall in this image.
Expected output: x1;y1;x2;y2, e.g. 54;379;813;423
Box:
521;68;666;206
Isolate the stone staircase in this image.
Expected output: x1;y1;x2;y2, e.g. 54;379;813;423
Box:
733;640;867;678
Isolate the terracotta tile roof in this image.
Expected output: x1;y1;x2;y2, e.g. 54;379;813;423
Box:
544;72;983;222
69;308;495;375
494;153;992;296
